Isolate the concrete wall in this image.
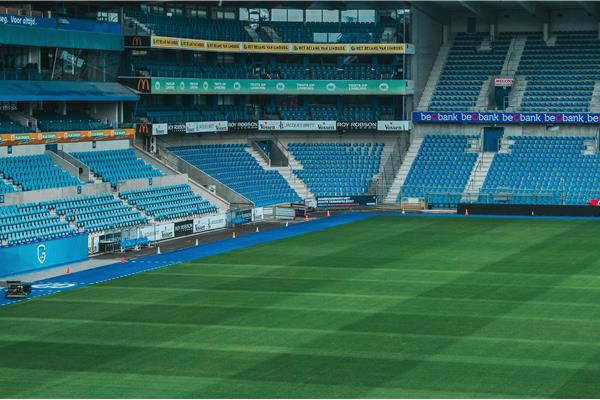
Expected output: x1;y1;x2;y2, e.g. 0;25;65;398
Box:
0;144;45;157
2;182;111;205
117;173;189;192
411;4;444;109
47;151;79;179
59;138;130;153
447;7;597;35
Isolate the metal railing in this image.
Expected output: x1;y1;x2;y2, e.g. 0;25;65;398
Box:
370;135;409;199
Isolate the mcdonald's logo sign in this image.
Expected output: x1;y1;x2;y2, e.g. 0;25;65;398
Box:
126;36;149;47
137;122;149;135
137;78;150;92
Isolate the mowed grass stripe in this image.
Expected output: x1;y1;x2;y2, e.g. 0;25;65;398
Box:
2;216;600;397
35;296;600;327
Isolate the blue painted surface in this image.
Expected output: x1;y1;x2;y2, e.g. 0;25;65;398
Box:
0;233;88;278
1;211;597;306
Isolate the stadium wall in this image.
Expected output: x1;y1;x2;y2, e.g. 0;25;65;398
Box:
411;4;443;108
0;144;46;157
59;138;130;153
1;182;111;205
447;9;597;34
0;233;89;277
458;203;600;217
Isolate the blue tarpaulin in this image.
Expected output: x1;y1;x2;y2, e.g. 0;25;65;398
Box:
0;81;138;101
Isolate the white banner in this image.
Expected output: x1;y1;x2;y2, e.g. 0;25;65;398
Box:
139;223;174;241
494;77;514;87
252;207;264;222
185;120;228;133
193;213;227;233
152;123;168;136
377;120;412;131
258;120;336;131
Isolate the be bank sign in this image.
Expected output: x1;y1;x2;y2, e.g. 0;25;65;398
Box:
413;111;600;125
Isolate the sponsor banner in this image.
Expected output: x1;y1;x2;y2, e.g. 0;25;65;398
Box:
494;77;514;87
252;207;264;222
336;121;377;131
193;214;227;233
151;35;412;54
152;123;168;136
316;195;377;208
0;13;56;28
228;121;258;131
413;111;600;125
0;129;134;146
149;78;411;95
174;220;193;237
185;120;228;133
259;120;336;131
124;35;151;47
0;234;88;277
377;120;412;131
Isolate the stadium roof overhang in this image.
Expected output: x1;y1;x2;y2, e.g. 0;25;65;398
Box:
412;0;600;21
0;81;139;101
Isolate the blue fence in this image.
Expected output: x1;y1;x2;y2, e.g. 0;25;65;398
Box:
0;233;88;277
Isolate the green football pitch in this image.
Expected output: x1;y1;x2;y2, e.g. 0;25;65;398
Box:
2;215;600;398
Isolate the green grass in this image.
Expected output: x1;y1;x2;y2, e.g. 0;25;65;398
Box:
2;215;600;398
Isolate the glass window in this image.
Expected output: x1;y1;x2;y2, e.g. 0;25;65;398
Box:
322;9;339;22
358;9;375;23
341;9;358;23
305;9;322;22
239;8;248;21
288;9;303;21
224;11;235;20
271;8;287;21
313;32;328;43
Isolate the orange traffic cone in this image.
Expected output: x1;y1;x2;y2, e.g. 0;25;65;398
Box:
401;207;405;215
66;267;71;274
232;231;236;239
255;226;260;233
285;221;289;227
304;215;309;222
326;210;331;217
465;209;469;216
120;256;125;264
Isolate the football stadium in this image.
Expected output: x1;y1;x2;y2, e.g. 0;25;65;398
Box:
2;1;600;398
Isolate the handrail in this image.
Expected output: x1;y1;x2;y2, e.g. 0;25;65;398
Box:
370;134;409;198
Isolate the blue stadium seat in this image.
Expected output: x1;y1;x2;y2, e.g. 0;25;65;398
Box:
169;144;300;207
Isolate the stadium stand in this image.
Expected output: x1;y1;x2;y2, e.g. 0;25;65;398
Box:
0;154;81;191
138;105;254;123
71;149;164;188
0;114;27;133
35;111;112;132
518;31;600;112
429;32;511;111
0;203;75;246
169;144;301;206
288;142;383;196
128;10;251;41
40;194;147;233
480;136;600;205
401;135;478;207
120;184;218;221
270;21;383;43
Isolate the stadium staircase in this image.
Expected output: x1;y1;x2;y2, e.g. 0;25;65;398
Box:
461;152;495;202
245;146;313;201
383;137;424;203
416;41;452;111
474;77;493;111
506;76;527;111
500;35;527;77
588;81;600;112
